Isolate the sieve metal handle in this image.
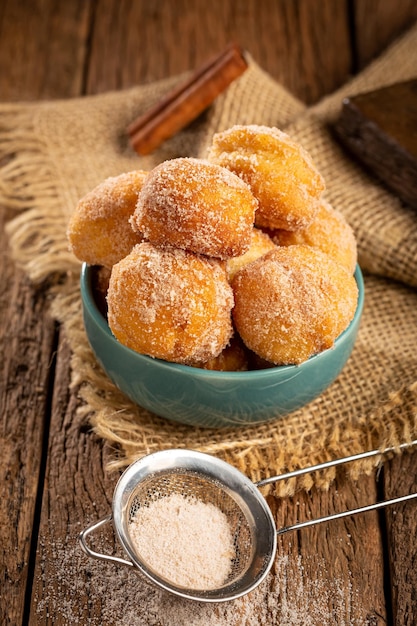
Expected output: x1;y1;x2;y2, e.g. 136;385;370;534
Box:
79;514;134;569
254;439;417;536
275;491;417;535
256;439;417;488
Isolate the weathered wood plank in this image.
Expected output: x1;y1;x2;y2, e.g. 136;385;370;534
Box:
0;215;56;625
86;0;352;103
353;0;417;69
384;451;417;625
0;0;93;101
270;471;387;624
0;0;93;623
29;339;118;625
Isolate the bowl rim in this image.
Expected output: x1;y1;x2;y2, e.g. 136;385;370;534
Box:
81;262;365;381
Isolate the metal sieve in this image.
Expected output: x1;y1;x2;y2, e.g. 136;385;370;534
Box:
79;442;417;603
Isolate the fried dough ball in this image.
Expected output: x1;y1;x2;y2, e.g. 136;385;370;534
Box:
226;228;276;281
267;200;357;274
199;334;250;371
231;245;358;365
67;170;148;268
107;243;234;365
130;157;258;259
208;124;325;231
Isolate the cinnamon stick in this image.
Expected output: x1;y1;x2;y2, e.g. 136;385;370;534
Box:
127;43;248;155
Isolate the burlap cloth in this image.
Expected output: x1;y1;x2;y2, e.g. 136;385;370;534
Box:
3;25;417;494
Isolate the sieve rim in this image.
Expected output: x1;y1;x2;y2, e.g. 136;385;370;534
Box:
111;449;277;602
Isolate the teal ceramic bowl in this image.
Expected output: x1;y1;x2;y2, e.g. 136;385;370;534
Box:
80;263;364;428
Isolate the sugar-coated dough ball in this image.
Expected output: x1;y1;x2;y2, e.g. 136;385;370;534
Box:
107;243;234;365
130;157;258;259
208;125;325;231
226;228;276;281
232;245;358;365
267;200;357;274
67;170;148;268
199;334;250;371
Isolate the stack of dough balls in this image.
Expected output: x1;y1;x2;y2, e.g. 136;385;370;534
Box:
67;125;359;370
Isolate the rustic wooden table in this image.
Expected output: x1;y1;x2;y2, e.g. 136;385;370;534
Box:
1;1;417;625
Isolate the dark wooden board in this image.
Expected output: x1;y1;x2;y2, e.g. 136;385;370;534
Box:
334;80;417;210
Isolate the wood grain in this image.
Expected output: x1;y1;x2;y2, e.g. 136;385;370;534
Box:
0;1;417;624
0;1;92;622
0;215;57;624
0;0;92;101
269;471;387;623
29;339;118;625
384;452;417;624
86;0;352;103
353;0;417;68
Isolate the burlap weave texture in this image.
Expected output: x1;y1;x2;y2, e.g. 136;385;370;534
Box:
2;24;417;491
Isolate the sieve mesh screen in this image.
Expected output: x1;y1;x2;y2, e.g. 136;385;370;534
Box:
126;469;255;587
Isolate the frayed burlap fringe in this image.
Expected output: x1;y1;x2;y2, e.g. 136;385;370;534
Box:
1;106;80;280
2;25;417;493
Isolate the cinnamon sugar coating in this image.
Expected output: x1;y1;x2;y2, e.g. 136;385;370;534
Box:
208;125;325;231
267;199;358;274
67;170;148;268
130;157;258;259
107;243;234;365
226;227;276;281
231;245;358;365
